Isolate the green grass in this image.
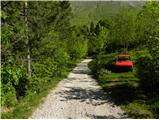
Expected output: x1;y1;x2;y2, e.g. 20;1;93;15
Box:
97;70;158;118
94;62;158;119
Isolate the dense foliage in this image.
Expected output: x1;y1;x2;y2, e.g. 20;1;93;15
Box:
88;1;158;118
1;1;158;119
1;1;87;110
135;2;159;94
88;1;158;93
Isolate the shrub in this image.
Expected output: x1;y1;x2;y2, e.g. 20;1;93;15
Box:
1;61;29;106
136;52;158;94
53;48;70;76
69;37;88;61
88;59;97;74
88;52;117;76
1;82;17;107
98;68;111;83
26;77;49;95
124;102;153;118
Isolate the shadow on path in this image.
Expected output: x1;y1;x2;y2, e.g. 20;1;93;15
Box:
56;87;113;106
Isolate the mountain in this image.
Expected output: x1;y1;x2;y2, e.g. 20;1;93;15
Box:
70;1;145;26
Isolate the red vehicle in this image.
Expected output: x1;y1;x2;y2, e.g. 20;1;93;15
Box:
113;54;133;72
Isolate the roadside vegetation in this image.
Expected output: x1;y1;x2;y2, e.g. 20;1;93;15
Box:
1;1;158;119
88;1;158;118
1;1;87;118
89;50;158;118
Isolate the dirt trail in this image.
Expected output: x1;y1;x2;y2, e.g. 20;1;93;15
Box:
30;59;127;119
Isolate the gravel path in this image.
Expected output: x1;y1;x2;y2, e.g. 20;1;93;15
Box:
30;59;127;119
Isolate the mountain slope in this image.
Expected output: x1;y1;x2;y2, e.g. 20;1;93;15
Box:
70;1;145;26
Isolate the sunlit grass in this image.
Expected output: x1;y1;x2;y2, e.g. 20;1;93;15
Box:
96;67;158;118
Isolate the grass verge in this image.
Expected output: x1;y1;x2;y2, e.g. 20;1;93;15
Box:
96;69;158;118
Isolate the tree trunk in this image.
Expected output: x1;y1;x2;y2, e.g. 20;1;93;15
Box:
25;1;31;77
126;40;128;53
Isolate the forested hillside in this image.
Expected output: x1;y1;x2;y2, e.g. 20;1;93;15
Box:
70;1;145;26
1;1;159;119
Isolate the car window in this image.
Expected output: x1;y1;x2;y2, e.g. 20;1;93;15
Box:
117;56;131;61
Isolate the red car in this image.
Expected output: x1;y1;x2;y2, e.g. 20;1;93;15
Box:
113;54;133;72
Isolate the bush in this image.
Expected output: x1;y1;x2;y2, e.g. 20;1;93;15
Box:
88;59;97;73
136;52;158;94
53;48;70;76
26;77;50;95
69;35;88;61
1;82;17;107
68;31;88;61
88;52;117;76
1;61;29;106
147;96;159;118
124;102;153;118
98;68;111;83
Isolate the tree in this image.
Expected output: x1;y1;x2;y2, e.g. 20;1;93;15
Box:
108;7;137;52
1;1;74;108
135;1;159;94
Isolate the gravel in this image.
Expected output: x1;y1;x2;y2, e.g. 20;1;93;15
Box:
29;59;128;119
